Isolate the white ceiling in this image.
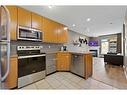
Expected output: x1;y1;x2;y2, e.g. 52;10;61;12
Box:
20;6;127;37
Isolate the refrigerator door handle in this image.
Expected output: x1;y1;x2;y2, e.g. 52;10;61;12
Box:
1;6;10;82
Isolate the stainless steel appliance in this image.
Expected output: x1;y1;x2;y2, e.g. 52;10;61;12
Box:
17;46;46;88
0;6;10;89
17;26;42;41
46;53;56;75
70;54;85;77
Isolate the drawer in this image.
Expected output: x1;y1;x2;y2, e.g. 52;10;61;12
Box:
46;59;56;67
46;65;56;75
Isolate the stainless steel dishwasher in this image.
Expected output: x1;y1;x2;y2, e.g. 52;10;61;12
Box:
70;53;85;77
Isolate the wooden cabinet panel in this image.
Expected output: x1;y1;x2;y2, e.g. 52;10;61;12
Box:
57;24;68;43
84;53;93;79
32;13;42;30
18;7;31;27
43;17;58;43
6;6;17;40
5;56;18;89
56;52;71;71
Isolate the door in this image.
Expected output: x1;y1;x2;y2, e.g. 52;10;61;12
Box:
57;24;68;43
0;6;10;89
18;7;31;28
43;17;58;43
32;13;42;30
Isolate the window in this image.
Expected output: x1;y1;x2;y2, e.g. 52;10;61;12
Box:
101;39;109;54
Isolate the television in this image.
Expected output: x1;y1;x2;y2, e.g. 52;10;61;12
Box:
88;41;98;46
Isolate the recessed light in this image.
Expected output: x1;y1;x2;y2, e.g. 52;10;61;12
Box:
72;24;76;27
86;18;91;22
48;5;53;9
64;27;68;30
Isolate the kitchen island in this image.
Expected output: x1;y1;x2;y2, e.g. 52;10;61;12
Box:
56;51;93;79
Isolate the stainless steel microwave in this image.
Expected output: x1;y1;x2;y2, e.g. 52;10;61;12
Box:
17;26;42;41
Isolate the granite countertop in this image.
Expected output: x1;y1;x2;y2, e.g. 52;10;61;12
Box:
58;51;91;55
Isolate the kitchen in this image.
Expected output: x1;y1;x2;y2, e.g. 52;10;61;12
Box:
1;5;127;90
0;6;93;89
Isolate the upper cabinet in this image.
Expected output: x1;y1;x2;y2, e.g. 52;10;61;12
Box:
18;7;31;27
57;24;68;43
42;17;68;43
32;13;42;30
42;17;58;43
8;6;68;43
6;6;17;40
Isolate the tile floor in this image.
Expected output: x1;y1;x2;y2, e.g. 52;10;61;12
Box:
20;72;117;90
20;57;127;90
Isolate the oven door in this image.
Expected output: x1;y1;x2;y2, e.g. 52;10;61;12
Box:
18;54;46;88
18;54;46;78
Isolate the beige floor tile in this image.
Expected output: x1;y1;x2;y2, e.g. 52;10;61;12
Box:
35;79;51;89
20;83;37;90
57;85;68;89
46;78;62;89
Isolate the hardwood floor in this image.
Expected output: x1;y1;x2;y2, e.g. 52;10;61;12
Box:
92;57;127;89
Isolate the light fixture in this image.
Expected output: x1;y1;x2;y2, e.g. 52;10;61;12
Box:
86;18;91;22
48;5;53;9
64;27;68;30
72;24;76;27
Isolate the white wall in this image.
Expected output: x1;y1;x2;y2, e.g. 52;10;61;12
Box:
64;30;89;52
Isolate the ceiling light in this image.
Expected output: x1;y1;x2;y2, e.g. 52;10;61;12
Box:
72;24;76;27
64;27;68;30
48;5;53;9
86;18;91;22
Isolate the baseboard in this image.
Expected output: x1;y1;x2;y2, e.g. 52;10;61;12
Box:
123;65;127;79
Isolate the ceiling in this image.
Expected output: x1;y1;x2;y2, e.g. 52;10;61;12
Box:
20;6;127;37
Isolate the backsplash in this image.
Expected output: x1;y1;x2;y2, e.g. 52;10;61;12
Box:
10;41;63;55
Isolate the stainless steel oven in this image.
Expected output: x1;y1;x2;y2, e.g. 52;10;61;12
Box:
17;26;42;41
17;46;45;88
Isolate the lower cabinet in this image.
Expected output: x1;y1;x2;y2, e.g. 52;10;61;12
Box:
56;52;71;71
46;53;56;75
84;53;93;79
5;56;18;89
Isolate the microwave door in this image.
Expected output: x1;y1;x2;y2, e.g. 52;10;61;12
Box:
0;6;10;89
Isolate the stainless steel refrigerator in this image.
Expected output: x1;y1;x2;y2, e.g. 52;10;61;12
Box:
0;6;10;89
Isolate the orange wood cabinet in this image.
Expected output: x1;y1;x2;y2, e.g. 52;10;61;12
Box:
6;6;17;40
42;17;58;43
5;56;18;89
84;53;93;79
57;24;68;43
32;13;42;30
56;52;71;71
42;17;68;43
18;7;31;28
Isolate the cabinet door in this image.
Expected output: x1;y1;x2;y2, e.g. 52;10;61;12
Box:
57;24;68;43
56;53;71;71
18;7;31;27
43;17;58;43
32;13;42;30
5;57;18;88
6;6;17;40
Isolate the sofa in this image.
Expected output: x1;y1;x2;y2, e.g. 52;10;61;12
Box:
104;54;123;66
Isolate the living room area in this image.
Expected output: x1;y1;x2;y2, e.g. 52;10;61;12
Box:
89;32;127;89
